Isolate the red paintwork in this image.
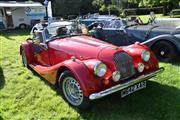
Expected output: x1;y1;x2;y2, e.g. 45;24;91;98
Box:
20;35;160;97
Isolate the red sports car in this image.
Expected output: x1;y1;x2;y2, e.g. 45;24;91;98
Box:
20;21;164;109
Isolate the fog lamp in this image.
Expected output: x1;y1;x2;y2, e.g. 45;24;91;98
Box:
138;63;144;73
112;71;121;82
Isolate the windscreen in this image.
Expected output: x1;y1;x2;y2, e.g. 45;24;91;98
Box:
103;19;124;28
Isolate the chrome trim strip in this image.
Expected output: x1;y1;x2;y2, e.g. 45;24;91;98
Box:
89;67;164;100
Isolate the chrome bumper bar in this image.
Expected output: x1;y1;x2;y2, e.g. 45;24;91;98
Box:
89;67;164;100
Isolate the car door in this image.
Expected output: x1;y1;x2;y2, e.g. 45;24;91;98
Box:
126;26;150;42
32;30;50;66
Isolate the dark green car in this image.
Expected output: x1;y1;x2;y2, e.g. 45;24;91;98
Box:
86;18;180;62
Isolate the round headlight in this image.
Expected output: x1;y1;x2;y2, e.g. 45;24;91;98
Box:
141;50;150;62
112;71;121;82
94;62;107;77
138;63;144;73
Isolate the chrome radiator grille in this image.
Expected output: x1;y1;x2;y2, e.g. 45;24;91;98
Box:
114;52;135;80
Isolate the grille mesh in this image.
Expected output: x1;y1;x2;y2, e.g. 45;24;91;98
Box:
114;52;135;80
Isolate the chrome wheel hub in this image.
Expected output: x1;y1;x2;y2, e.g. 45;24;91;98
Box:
160;51;165;56
62;77;83;106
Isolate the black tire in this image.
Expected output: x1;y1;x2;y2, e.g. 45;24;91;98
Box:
21;49;28;67
152;41;178;62
19;24;27;29
58;70;91;110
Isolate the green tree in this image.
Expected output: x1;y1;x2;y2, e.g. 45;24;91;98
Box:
160;0;180;14
92;0;104;9
138;0;180;15
92;0;109;14
92;0;124;15
80;0;97;14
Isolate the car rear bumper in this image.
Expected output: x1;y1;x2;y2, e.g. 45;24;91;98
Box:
89;67;164;100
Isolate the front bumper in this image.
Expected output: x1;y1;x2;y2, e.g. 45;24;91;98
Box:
89;67;164;100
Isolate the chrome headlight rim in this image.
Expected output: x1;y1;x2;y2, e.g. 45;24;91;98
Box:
94;61;107;77
141;50;151;62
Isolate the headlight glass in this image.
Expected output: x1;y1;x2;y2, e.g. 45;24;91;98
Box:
138;63;145;73
141;50;150;62
112;71;121;82
94;62;107;77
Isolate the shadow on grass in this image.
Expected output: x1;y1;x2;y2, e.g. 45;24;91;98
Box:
0;116;3;120
160;59;180;66
0;29;30;40
78;81;180;120
0;67;5;90
28;69;180;120
172;61;180;66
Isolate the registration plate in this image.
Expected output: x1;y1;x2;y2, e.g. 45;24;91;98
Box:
121;81;146;98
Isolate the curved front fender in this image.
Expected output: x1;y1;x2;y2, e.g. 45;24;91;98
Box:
142;34;180;52
31;58;97;97
61;59;97;97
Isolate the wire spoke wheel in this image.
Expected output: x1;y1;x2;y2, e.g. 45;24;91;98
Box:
62;77;83;106
158;46;170;58
152;41;177;62
59;70;91;109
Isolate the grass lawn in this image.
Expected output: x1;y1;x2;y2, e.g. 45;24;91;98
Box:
139;14;170;23
0;30;180;120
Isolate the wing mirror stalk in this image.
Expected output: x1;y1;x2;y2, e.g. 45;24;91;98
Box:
39;43;48;50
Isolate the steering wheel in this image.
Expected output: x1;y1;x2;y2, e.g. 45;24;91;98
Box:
87;22;104;31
